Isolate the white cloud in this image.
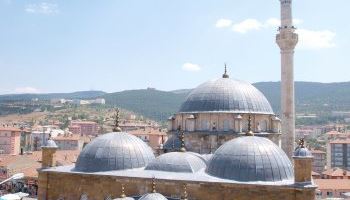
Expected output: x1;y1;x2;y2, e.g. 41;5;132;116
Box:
232;19;263;34
25;2;59;15
296;29;336;50
215;19;232;28
14;87;41;94
182;63;201;72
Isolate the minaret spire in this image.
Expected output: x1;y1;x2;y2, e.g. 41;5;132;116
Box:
276;0;298;159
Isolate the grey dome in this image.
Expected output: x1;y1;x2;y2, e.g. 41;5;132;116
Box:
75;132;155;172
145;152;206;173
294;147;312;158
139;193;168;200
206;136;293;182
179;78;273;114
113;197;135;200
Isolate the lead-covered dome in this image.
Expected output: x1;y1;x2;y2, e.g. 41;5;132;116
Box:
206;136;293;182
179;77;273;114
139;193;168;200
75;132;155;172
145;152;206;173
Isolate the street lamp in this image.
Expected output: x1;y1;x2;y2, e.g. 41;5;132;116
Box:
0;173;24;185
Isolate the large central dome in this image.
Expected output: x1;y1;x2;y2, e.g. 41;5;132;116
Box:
179;77;273;114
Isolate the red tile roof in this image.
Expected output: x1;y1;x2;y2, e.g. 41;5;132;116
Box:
322;168;350;177
330;139;350;144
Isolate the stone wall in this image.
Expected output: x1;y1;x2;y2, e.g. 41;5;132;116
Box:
38;171;315;200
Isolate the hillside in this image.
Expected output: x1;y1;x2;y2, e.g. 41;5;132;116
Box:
102;89;188;121
103;81;350;121
0;91;106;102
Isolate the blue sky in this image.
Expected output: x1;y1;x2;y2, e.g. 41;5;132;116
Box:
0;0;347;94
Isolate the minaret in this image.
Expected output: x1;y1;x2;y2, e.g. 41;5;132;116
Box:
276;0;298;158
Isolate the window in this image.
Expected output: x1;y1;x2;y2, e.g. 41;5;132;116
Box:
201;120;209;131
104;195;112;200
327;191;333;197
223;120;230;131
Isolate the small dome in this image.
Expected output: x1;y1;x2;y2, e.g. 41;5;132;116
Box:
42;139;58;148
113;197;135;200
179;78;273;114
207;136;293;182
145;152;206;173
139;193;168;200
75;132;155;172
294;147;312;158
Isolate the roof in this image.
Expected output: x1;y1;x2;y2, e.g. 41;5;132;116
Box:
322;168;350;177
314;179;350;190
53;134;81;141
326;131;343;135
71;121;97;125
206;136;293;182
330;139;350;144
0;127;21;132
75;132;155;172
0;150;79;179
311;149;326;154
145;152;207;173
178;77;274;114
128;128;167;136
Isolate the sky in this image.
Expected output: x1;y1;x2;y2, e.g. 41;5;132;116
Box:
0;0;348;94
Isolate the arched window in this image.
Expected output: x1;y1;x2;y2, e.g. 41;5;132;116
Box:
223;120;230;131
260;120;268;132
80;194;88;200
242;120;249;132
201;120;209;131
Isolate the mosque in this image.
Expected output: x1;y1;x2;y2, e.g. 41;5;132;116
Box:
37;0;316;199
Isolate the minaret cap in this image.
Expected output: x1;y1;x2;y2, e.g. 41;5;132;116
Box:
179;130;186;152
181;183;188;200
246;115;254;136
113;108;122;132
151;177;157;193
120;184;126;198
222;63;229;78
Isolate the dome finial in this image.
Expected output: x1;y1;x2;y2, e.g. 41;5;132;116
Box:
120;184;126;198
222;63;229;78
151;177;157;193
246;115;254;136
298;138;305;148
113;108;122;132
179;130;186;152
181;183;188;200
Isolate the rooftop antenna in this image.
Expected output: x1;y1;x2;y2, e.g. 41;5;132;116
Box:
113;108;122;132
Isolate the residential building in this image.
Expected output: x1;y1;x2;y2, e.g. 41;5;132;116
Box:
329;139;350;171
128;128;168;150
69;121;98;136
311;149;326;173
31;126;64;151
322;167;350;179
53;134;84;150
0;127;21;155
315;179;350;199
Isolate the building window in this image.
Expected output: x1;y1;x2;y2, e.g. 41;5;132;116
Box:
223;120;230;131
201;120;209;131
104;195;112;200
327;191;333;197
